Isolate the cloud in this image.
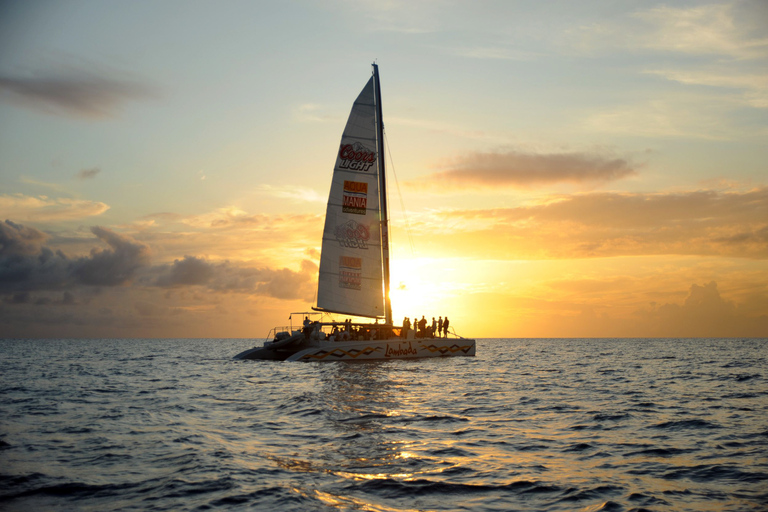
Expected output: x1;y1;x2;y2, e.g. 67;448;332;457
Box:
133;209;322;270
0;219;48;256
644;69;768;109
3;290;78;306
421;187;768;259
73;226;151;286
515;279;768;337
0;194;109;222
388;116;491;141
565;3;768;60
583;95;750;140
0;220;321;337
342;0;439;34
0;69;156;119
254;184;326;203
156;256;215;287
149;207;322;235
450;46;540;61
633;4;768;60
155;255;317;300
411;150;635;190
634;281;754;337
0;221;150;292
293;103;342;123
76;168;101;180
1;217;317;316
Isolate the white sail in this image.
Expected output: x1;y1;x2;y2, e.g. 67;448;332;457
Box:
316;76;385;318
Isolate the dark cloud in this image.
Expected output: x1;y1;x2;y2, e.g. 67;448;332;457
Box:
155;256;316;300
0;70;156;119
714;225;768;245
1;220;316;303
0;220;71;291
0;220;150;292
413;150;636;190
77;168;100;180
156;256;215;287
3;292;31;304
73;227;151;286
0;220;48;256
635;281;759;337
3;291;77;306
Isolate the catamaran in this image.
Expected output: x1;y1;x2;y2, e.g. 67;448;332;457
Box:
234;64;475;361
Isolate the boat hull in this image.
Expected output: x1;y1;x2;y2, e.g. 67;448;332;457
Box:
234;336;475;362
286;337;475;362
233;333;306;361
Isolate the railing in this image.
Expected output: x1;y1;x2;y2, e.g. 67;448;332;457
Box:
264;326;294;341
264;321;467;342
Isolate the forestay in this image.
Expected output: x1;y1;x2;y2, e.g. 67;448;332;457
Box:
316;77;385;318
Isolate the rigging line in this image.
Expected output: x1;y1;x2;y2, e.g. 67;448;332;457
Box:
383;130;415;256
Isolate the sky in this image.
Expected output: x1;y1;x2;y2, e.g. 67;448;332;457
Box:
1;0;767;338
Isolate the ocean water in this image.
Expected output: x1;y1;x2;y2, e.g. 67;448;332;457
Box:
0;338;766;512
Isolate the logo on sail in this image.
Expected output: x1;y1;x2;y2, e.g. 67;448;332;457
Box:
339;255;362;290
342;180;368;215
335;220;370;249
339;142;376;172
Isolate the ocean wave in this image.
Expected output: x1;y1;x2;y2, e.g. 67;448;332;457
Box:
1;337;766;511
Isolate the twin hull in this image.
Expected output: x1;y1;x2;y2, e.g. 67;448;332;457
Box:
236;337;476;362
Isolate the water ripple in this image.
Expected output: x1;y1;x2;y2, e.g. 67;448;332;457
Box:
0;337;766;511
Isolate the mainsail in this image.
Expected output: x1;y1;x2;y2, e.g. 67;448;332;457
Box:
316;76;385;318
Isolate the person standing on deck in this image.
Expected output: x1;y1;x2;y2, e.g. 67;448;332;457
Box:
431;317;437;337
443;317;450;337
438;317;443;337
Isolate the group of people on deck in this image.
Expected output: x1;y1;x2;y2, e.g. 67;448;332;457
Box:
300;315;451;342
401;315;450;339
302;316;392;342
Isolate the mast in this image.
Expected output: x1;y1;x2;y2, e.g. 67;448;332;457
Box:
372;63;392;326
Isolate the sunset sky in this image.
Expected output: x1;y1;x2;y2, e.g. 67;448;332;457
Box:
1;0;766;338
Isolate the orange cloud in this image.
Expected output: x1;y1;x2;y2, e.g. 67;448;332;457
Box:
463;277;767;338
0;194;109;222
420;187;768;259
410;150;636;190
134;209;323;267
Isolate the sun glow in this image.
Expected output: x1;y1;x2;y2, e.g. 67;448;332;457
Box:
388;258;448;324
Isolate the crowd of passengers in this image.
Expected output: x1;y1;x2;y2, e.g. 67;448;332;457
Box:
401;315;450;338
301;315;451;341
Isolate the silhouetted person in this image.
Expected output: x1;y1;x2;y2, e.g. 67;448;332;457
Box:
443;317;449;337
418;316;427;337
438;316;443;336
431;317;437;337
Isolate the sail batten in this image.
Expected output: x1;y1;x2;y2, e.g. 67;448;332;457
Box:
316;75;385;318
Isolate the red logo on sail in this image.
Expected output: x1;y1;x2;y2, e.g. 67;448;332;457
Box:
339;255;362;290
335;220;370;249
339;142;376;172
342;180;367;215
